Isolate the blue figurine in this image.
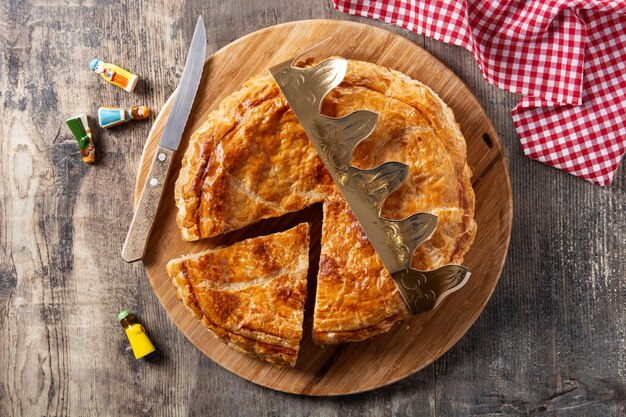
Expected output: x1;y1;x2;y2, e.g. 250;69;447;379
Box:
97;106;150;129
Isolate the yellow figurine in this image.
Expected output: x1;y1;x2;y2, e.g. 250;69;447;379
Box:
90;58;138;92
118;310;156;359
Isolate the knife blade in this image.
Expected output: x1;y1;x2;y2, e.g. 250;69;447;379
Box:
122;16;207;263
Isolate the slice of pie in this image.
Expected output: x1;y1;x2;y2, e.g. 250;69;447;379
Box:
166;223;310;367
313;197;411;344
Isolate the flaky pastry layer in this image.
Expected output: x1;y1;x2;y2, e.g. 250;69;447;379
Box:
166;223;310;366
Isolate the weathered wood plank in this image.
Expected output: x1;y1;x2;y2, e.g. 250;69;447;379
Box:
0;0;624;415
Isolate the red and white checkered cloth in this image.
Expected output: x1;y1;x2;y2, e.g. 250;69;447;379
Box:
333;0;626;185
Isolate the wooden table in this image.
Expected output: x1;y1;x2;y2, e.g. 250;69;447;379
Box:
1;1;624;415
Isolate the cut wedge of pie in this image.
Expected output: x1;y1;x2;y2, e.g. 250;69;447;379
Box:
313;197;411;344
166;223;310;367
172;59;477;349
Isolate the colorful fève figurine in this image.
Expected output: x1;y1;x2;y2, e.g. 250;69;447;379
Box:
65;113;95;164
90;58;138;93
118;310;156;359
98;105;150;129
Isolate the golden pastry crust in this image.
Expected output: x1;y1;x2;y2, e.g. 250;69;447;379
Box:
174;58;476;346
166;223;310;367
175;78;333;240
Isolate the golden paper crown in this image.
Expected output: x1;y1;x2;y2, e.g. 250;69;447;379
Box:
270;58;470;314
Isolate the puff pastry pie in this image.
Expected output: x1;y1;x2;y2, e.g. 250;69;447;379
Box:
173;59;476;348
166;223;309;366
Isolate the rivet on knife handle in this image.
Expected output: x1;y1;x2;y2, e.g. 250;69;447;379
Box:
122;146;175;262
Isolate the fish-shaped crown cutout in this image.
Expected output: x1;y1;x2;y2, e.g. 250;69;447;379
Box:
270;58;470;314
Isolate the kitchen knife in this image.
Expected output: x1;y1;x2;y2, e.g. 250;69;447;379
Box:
122;16;206;263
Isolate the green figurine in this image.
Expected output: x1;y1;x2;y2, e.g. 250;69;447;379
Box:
65;113;95;164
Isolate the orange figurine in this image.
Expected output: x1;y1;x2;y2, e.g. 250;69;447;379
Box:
90;58;138;93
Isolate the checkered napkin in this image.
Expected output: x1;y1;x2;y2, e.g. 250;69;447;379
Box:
333;0;626;185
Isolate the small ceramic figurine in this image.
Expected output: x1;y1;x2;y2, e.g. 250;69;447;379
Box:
90;58;138;92
98;106;150;129
118;310;156;359
65;113;95;164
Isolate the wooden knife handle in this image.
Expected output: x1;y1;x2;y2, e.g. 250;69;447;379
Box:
122;146;176;263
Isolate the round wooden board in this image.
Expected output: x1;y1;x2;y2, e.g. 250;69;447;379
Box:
135;19;512;396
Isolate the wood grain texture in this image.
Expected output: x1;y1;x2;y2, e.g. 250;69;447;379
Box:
0;0;624;415
135;19;512;396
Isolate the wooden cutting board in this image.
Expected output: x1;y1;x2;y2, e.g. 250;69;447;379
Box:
134;19;512;396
